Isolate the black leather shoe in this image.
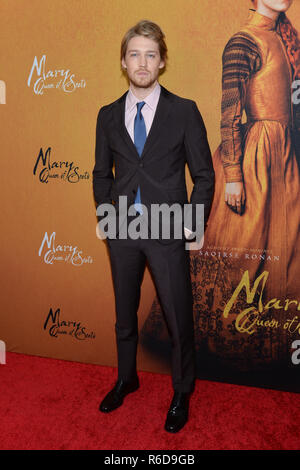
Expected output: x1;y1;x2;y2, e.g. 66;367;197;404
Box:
99;377;139;413
164;391;190;433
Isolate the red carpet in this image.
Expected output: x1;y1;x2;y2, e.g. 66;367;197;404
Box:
0;352;299;450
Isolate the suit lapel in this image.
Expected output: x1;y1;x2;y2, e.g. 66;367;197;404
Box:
112;86;172;160
113;92;140;159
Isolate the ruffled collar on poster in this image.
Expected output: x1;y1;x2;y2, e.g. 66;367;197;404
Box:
247;8;279;31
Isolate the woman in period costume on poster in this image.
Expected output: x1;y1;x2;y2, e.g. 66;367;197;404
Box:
141;0;300;371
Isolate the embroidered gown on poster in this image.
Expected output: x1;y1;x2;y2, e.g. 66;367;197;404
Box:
141;10;300;370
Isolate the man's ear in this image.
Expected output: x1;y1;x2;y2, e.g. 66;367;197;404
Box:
159;61;165;69
121;58;127;69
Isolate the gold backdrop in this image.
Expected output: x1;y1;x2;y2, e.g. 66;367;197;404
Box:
1;0;300;375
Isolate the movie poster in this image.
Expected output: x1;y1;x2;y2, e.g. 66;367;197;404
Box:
141;5;300;392
1;0;300;394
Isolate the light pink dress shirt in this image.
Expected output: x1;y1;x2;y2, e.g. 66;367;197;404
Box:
125;82;161;140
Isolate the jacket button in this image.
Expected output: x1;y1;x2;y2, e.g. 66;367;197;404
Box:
139;162;144;168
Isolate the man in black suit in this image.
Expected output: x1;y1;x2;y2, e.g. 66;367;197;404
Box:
93;20;214;433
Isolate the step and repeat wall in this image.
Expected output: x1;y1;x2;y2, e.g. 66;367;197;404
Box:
1;0;300;391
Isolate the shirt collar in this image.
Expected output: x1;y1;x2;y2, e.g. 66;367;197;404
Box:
126;82;161;112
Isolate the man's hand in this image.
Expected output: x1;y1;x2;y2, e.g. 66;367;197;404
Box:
187;235;204;251
184;227;204;251
184;227;194;240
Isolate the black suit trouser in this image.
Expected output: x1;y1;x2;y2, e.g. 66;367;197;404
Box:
107;235;196;393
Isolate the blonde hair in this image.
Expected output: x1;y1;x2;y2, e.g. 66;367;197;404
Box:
120;20;168;63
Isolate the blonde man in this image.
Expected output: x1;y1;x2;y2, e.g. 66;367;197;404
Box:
93;20;214;433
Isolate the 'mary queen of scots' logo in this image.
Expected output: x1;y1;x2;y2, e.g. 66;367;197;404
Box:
27;55;86;95
38;232;93;266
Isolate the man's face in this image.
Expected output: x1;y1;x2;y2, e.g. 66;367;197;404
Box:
122;35;165;89
260;0;293;11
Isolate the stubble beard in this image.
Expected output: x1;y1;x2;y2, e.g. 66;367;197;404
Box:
129;72;158;90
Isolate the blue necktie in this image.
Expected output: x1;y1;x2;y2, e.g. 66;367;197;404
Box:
134;101;146;214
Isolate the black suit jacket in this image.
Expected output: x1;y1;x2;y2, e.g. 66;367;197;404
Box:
93;86;215;237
